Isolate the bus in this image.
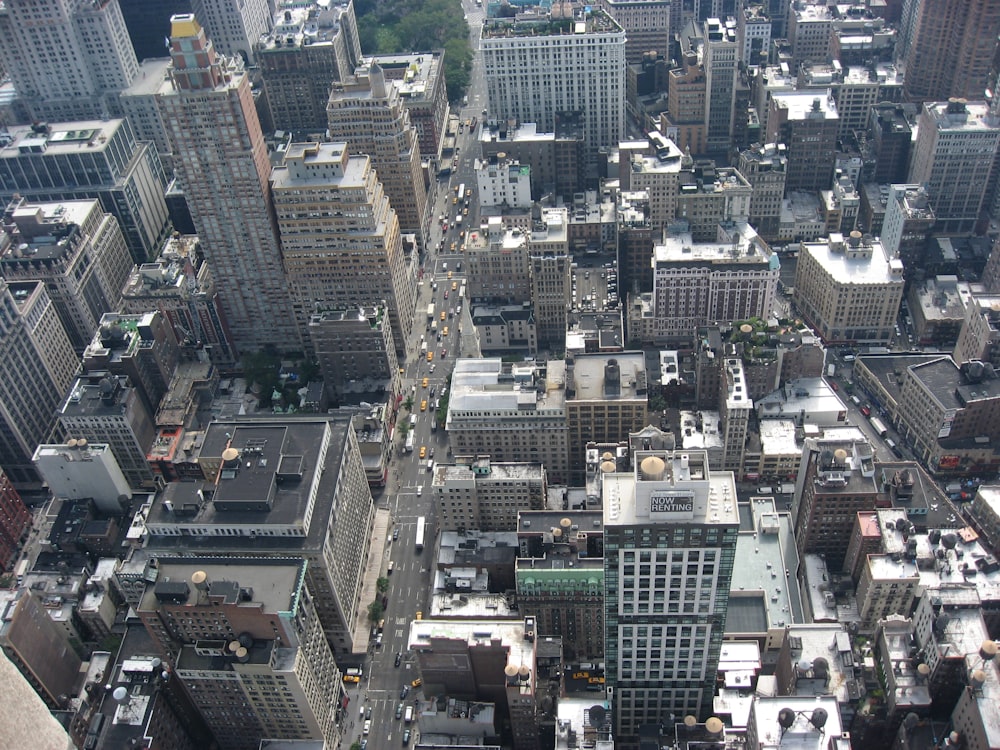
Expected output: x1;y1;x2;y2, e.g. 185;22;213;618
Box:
869;417;889;437
404;433;415;453
457;184;466;203
415;516;426;552
426;303;435;321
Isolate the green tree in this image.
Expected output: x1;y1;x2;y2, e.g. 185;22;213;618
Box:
376;576;390;593
648;393;667;413
368;601;384;622
403;395;415;412
351;743;363;750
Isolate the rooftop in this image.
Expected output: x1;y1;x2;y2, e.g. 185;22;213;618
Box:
800;233;903;284
654;222;775;267
407;618;537;681
139;557;305;617
751;696;844;750
602;448;740;528
0;119;127;160
567;352;647;402
771;91;839;121
447;358;566;417
481;6;623;40
1;200;96;264
143;418;351;550
922;99;1000;133
729;498;804;634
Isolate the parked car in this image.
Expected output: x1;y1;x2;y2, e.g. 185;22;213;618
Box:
400;685;410;699
402;729;411;745
396;702;404;719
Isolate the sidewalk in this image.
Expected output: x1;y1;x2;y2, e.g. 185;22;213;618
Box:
350;506;392;654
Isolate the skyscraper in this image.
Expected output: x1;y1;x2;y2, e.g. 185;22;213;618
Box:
190;0;272;65
257;1;363;133
903;0;1000;103
702;18;738;155
270;141;415;355
0;0;139;121
482;5;626;153
0;280;78;490
908;99;1000;234
603;449;738;746
156;14;301;353
327;63;429;250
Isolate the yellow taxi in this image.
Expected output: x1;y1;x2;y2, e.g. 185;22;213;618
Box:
419;446;426;459
463;207;469;216
452;281;458;291
420;399;427;411
411;678;423;688
459;230;466;239
442;326;449;337
422;377;429;388
427;351;433;362
450;242;456;252
415;611;423;620
452;196;457;204
343;674;360;683
440;310;446;321
447;270;453;279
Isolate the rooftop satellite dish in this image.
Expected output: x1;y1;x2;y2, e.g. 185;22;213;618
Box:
684;715;698;727
903;713;919;731
112;686;129;703
706;717;724;735
941;533;958;550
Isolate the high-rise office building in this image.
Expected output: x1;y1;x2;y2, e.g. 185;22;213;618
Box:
600;0;671;63
482;5;626;153
137;558;342;750
902;0;1000;103
157;14;301;353
765;91;839;194
702;18;737;155
190;0;272;65
603;448;738;746
737;143;787;242
0;199;132;353
327;63;429;251
633;223;777;346
119;233;237;365
0;119;171;264
908;99;1000;235
58;374;157;491
446;358;570;484
0;280;78;490
527;207;572;349
565;353;648;485
143;417;376;654
307;304;401;400
256;1;363;134
794;232;904;345
663;51;708;157
118;0;193;61
0;0;139;121
271;141;415;355
792;433;879;570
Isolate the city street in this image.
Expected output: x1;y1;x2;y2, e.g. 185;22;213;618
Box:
344;1;488;746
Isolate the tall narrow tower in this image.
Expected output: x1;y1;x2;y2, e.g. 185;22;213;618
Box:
603;449;738;747
157;14;300;353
